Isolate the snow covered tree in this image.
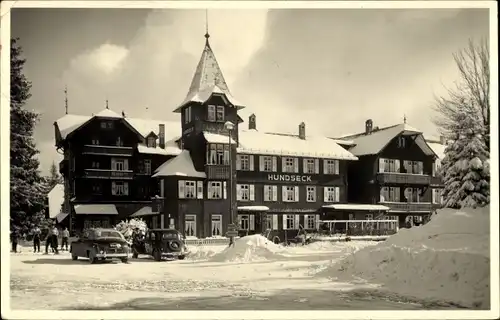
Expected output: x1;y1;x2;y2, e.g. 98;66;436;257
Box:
10;38;47;232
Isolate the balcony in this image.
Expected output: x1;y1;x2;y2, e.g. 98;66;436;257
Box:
381;202;433;212
377;172;431;185
84;169;134;180
430;175;444;186
206;165;230;180
82;145;134;157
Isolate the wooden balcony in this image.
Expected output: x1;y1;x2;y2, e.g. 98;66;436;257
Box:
82;145;134;157
206;165;230;180
377;172;431;185
84;169;134;179
381;202;432;212
430;175;444;186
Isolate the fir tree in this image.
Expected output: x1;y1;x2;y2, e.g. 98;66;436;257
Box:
10;38;47;232
47;161;63;190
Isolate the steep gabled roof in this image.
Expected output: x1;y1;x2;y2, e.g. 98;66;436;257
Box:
173;35;244;112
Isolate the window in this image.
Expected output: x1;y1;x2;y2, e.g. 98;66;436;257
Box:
306;186;316;202
207;144;230;165
286;215;296;229
208;105;216;121
112;181;128;196
403;160;423;174
324;187;340;202
112;159;127;171
265;215;273;230
238;155;250;171
101;122;107;129
304;159;315;174
365;214;373;220
184;106;191;124
91;161;100;169
432;159;442;177
185;215;196;237
147;136;156;148
405;187;422;202
239;215;250;230
107;122;114;129
116;137;123;147
91;184;102;195
283;186;297;202
179;180;197;199
397;136;406;148
144;159;151;175
216;106;224;121
263;185;278;202
216;144;225;164
260;156;275;172
324;159;339;175
379;158;401;173
305;215;316;229
238;184;250;201
208;181;223;199
211;214;222;236
283;157;295;173
380;187;400;202
91;138;99;145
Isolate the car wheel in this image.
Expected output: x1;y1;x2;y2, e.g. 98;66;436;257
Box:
88;251;97;264
121;257;129;263
178;255;185;260
71;253;78;261
153;249;162;261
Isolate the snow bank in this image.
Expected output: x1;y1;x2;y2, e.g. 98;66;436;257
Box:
209;235;286;263
316;206;490;309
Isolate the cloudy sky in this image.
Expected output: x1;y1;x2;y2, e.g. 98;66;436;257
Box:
11;7;489;175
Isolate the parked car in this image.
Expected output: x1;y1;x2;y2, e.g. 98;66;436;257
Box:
132;229;189;261
70;228;130;264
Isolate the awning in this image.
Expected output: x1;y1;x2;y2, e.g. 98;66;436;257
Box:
56;212;69;223
268;208;318;213
203;132;237;144
74;204;118;215
322;204;390;211
237;206;269;212
130;206;158;217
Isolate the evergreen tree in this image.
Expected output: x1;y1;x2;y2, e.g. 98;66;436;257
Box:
10;38;47;233
47;161;63;190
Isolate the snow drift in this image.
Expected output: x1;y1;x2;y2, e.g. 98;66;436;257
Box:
209;235;286;263
316;206;490;309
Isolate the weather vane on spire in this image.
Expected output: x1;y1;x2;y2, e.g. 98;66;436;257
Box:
403;114;407;124
106;97;109;109
204;9;210;44
64;86;68;114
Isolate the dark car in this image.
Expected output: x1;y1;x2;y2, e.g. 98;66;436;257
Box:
70;228;130;264
132;229;189;261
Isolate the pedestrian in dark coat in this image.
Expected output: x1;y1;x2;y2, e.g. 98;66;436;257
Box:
45;227;54;254
10;228;20;253
32;226;41;253
51;225;59;254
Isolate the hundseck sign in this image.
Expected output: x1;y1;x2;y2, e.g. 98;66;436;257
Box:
267;174;312;182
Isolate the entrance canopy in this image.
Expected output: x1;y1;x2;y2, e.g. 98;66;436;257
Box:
322;204;390;211
130;206;158;218
55;212;69;223
74;204;118;215
237;206;269;212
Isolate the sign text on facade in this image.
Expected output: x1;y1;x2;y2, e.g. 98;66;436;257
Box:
267;174;312;182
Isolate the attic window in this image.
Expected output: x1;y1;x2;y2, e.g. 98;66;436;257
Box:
147;136;156;148
216;106;224;121
116;137;123;147
397;136;406;148
208;105;216;121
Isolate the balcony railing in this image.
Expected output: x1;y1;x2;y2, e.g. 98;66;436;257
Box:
381;201;432;212
206;165;230;180
377;172;431;185
82;145;134;157
84;169;134;179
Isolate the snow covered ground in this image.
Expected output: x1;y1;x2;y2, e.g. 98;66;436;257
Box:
9;227;489;311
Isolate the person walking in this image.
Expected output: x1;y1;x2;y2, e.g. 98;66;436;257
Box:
45;227;53;254
51;225;59;254
10;228;20;253
32;225;41;253
61;227;70;251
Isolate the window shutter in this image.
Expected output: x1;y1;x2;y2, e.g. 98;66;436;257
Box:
432;189;436;204
160;179;164;197
379;188;384;202
124;182;129;195
111;182;116;195
178;180;185;199
197;181;203;199
236;184;242;201
282;158;286;172
335;160;340;174
249;214;255;230
294;158;299;173
303;159;308;173
323;187;328;202
264;186;270;202
294;186;299;202
294;215;300;229
272;186;278;201
111;158;116;170
395;187;400;202
282;186;287;202
272;157;277;171
124;159;129;171
335;187;340;202
236;156;242;170
259;156;264;171
223;181;227;199
432;161;436;176
315;214;320;230
249;156;254;171
418;162;424;174
250;185;255;201
379;158;384;173
323;159;327;174
395;159;400;173
282;214;288;230
315;159;319;174
304;214;309;228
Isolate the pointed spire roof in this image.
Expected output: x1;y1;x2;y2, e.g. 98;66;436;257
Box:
173;33;244;112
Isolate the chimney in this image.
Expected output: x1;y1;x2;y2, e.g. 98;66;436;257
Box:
439;135;446;145
159;124;165;149
248;114;257;130
365;119;373;135
299;122;306;140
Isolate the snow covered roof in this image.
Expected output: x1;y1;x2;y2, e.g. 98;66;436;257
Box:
137;138;182;156
426;141;446;160
203;132;237;144
74;204;118;215
237;206;270;211
322;204;390;211
153;150;206;178
173;36;244;112
237;129;358;160
337;123;436;157
48;184;65;218
55;108;181;141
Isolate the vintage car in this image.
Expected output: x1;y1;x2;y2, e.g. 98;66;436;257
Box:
70;228;130;264
132;229;189;261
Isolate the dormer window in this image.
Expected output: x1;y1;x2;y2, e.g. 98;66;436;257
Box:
91;138;100;145
116;137;123;147
184;106;192;124
397;136;406;148
147;136;156;148
208;105;216;121
216;106;224;121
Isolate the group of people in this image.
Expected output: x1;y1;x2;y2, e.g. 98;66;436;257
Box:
10;223;70;254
